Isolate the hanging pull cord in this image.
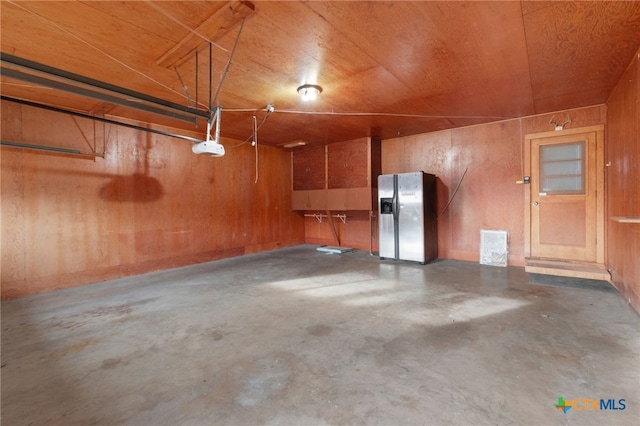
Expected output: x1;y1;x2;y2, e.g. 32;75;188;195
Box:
253;115;258;183
228;105;275;149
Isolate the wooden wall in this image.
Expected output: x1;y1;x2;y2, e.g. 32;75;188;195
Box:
1;101;305;298
297;138;380;252
382;105;606;267
606;50;640;312
303;210;376;252
4;56;637;306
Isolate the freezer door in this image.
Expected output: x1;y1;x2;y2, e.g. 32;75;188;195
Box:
397;172;425;262
378;174;397;259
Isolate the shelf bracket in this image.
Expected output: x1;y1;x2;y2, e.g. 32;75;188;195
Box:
304;213;326;223
333;214;347;224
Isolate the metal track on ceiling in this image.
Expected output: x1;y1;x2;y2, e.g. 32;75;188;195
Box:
0;52;209;124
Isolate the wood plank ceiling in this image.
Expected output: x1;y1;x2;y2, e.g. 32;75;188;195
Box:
2;1;640;149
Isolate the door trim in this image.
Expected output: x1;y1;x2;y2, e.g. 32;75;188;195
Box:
524;125;605;266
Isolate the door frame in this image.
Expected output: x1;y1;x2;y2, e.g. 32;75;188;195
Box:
524;125;605;265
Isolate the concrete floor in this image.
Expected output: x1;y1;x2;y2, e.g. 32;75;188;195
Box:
2;245;639;425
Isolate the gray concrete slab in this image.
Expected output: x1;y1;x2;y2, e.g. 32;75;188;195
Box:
2;245;639;425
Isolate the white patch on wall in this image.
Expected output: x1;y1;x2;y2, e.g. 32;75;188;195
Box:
480;230;508;267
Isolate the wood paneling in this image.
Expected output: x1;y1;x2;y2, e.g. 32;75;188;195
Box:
1;100;304;298
303;211;374;252
521;105;606;135
381;130;453;261
0;103;26;285
605;49;640;312
292;146;325;190
450;120;523;264
382;105;607;267
291;189;327;211
2;1;638;146
523;1;640;112
292;137;380;250
293;137;380;209
327;138;370;188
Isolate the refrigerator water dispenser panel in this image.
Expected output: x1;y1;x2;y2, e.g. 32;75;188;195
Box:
380;198;394;214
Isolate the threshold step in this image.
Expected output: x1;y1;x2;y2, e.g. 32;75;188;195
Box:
524;258;611;281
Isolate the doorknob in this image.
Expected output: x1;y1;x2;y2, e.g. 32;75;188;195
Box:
532;201;539;206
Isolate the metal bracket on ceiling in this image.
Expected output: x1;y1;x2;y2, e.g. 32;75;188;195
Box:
192;105;225;156
207;106;222;144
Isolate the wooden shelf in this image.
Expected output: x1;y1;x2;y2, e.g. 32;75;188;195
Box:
291;189;327;211
291;137;381;211
611;216;640;223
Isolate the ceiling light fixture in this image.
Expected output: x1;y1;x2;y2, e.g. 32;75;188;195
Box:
297;84;322;101
282;141;307;149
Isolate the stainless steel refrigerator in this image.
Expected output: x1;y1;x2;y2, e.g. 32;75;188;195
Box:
378;171;437;264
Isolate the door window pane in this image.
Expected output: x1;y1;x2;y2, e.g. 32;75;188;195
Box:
539;141;585;194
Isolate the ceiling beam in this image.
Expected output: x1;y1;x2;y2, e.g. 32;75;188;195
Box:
156;0;255;68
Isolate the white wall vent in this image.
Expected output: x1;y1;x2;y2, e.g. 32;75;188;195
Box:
480;230;508;267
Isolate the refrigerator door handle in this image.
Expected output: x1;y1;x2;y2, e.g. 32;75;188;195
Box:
392;191;399;220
